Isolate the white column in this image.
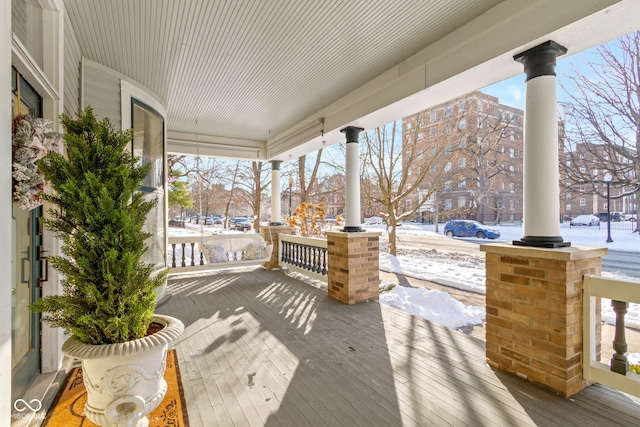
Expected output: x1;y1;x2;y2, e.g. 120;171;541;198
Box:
514;41;569;248
270;161;283;225
341;126;364;232
1;0;13;422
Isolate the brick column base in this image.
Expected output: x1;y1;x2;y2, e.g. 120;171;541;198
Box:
261;225;293;270
326;231;380;304
480;243;606;397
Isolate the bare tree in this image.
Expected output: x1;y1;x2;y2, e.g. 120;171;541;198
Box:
190;156;224;221
361;117;448;255
463;103;523;223
297;149;324;203
560;31;640;227
235;161;270;230
221;161;241;227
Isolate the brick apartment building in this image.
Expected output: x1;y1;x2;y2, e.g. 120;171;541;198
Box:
562;142;638;218
403;91;524;224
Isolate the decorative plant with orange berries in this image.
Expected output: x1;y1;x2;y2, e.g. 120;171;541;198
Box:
285;201;341;237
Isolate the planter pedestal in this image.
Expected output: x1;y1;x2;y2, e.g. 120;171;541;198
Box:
62;314;184;427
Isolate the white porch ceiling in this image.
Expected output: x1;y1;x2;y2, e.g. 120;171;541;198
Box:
64;0;640;160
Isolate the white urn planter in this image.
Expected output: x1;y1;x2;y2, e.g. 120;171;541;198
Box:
61;314;184;427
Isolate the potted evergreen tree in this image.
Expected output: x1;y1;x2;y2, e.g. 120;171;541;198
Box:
31;107;183;427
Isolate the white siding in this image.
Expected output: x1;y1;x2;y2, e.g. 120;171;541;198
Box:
63;11;81;116
81;60;121;129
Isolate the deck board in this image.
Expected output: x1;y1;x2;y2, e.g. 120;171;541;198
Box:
157;268;640;427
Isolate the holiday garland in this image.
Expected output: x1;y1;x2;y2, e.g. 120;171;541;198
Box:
11;115;62;210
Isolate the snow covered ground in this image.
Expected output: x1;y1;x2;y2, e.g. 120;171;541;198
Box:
373;222;639;325
372;221;640;364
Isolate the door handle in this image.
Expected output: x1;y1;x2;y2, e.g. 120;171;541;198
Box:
20;256;29;284
38;246;49;285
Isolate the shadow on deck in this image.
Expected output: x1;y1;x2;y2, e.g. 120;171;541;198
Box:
156;267;640;426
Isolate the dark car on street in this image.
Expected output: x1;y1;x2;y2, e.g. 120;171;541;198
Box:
234;219;252;231
443;220;500;239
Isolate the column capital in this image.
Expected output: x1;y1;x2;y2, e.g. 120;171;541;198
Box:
270;160;282;170
514;40;567;81
340;126;364;143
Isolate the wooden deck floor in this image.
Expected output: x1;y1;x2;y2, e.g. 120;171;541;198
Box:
157;267;640;427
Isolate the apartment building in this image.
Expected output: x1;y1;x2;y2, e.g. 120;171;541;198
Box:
562;142;638;218
403;91;524;224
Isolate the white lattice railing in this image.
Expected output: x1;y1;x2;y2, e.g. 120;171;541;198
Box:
583;274;640;397
279;234;328;282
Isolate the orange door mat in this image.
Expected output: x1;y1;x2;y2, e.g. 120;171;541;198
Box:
42;349;189;427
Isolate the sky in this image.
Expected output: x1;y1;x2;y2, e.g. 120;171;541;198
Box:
480;35;624;111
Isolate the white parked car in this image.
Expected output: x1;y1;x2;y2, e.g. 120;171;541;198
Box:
570;214;600;226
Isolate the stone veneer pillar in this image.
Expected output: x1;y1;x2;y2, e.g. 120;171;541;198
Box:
261;225;292;270
326;231;380;304
481;243;606;397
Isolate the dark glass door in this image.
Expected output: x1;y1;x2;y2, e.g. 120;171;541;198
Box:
11;68;44;400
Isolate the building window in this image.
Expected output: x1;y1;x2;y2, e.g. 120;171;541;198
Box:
445;106;452;117
580;167;586;173
417;150;423;160
458;118;466;130
509;165;514;175
510;130;515;141
580;198;586;206
458;197;466;208
478;99;483;111
444;199;452;210
458;180;466;189
445;162;452;172
459;100;466;112
477;117;482;128
603;202;609;210
459;139;466;148
445;144;453;154
444;180;451;191
510;182;515;193
566;204;571;211
510;147;514;158
430;110;437;122
459;158;466;169
430;127;437;137
509;199;515;210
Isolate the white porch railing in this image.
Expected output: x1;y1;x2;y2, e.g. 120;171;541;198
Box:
279;234;328;283
583;274;640;397
167;233;272;274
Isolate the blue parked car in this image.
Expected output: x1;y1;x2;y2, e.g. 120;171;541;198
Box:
444;220;500;239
